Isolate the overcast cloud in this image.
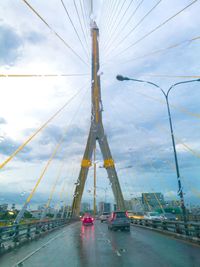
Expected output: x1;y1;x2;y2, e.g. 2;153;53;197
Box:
0;0;200;208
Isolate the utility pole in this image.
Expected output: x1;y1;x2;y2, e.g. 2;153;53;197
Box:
71;20;125;216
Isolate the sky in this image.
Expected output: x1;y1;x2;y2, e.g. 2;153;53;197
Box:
0;0;200;209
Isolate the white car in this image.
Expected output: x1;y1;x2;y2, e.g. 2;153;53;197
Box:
99;212;110;222
144;212;162;220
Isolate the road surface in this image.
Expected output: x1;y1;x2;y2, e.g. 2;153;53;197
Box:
1;221;200;267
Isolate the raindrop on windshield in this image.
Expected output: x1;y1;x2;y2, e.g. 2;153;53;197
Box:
97;69;103;76
20;191;26;197
0;136;5;143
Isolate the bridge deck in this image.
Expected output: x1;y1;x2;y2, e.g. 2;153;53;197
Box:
1;221;200;267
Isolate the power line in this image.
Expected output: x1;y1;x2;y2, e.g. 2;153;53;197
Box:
80;0;90;48
112;0;198;59
0;82;89;169
60;0;89;60
105;0;162;57
22;0;88;66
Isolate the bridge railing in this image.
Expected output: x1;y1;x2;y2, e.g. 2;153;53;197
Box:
131;219;200;239
0;218;74;254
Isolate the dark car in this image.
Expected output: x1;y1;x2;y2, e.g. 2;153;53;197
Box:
160;213;178;221
81;213;94;225
107;211;130;231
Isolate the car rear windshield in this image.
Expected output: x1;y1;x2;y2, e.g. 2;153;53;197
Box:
115;212;126;218
149;212;159;216
103;212;109;215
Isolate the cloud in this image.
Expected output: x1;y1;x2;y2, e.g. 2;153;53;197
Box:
0;24;22;65
0;135;31;157
0;0;200;206
0;117;6;124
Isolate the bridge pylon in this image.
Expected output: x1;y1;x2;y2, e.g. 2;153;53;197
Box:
71;21;125;217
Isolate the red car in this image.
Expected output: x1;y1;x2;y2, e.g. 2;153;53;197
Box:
81;213;94;225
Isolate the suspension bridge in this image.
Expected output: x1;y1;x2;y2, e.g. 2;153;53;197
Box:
0;0;200;266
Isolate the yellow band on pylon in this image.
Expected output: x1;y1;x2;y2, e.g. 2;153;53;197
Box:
104;158;115;168
81;159;92;168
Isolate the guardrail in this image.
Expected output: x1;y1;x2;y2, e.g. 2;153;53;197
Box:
131;219;200;241
0;218;74;255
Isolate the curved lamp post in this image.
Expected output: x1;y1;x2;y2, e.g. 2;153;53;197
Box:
116;74;200;225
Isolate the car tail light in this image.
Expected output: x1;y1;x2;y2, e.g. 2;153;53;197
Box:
111;213;116;221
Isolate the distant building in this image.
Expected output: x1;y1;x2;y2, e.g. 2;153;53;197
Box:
30;210;42;219
0;204;8;212
99;202;111;213
142;193;165;211
38;204;45;211
165;200;181;208
11;203;16;211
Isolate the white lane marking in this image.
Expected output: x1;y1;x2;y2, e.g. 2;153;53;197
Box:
95;223;123;257
13;228;69;267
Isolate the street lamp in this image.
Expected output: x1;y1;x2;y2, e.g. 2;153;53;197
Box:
116;74;200;225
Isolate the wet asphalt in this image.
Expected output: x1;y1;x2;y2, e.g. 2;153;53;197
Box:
1;220;200;267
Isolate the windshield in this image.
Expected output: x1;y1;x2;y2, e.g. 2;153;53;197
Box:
149;212;159;216
0;2;199;267
115;212;126;218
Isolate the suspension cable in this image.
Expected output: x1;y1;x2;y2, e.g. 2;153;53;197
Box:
43;86;90;211
101;0;134;54
105;0;162;57
101;0;120;48
122;35;200;64
0;82;89;169
102;34;200;67
73;0;90;55
22;0;88;66
133;89;200;119
0;73;89;78
79;0;90;50
112;0;198;59
102;0;144;54
156;124;200;159
60;0;89;60
103;0;127;51
24;86;89;206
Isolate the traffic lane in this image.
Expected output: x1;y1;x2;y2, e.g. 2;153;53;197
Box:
9;221;120;267
1;221;131;267
0;222;82;267
105;223;200;267
1;221;200;267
